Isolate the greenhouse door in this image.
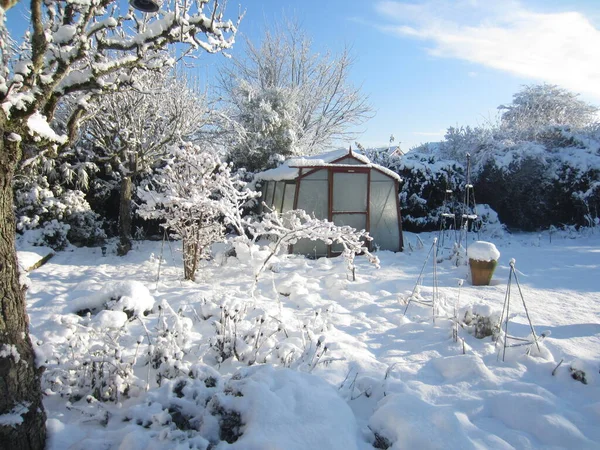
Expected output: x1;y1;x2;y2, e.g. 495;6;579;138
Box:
330;168;369;255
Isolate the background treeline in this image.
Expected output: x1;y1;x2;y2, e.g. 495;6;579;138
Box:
368;84;600;232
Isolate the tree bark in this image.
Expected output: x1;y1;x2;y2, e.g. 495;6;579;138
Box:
0;135;46;450
182;238;197;281
117;176;133;256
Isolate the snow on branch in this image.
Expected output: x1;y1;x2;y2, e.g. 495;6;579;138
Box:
247;208;379;284
137;142;257;281
2;0;240;147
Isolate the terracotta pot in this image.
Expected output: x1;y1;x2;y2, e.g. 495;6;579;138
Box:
469;259;498;286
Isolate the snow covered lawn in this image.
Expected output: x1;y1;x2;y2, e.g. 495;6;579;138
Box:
23;231;600;449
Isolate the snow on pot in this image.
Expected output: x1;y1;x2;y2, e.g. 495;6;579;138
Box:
467;241;500;286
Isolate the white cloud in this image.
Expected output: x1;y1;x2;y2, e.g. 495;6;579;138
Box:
375;1;600;100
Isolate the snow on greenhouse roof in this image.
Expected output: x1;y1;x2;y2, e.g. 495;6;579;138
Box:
255;149;402;182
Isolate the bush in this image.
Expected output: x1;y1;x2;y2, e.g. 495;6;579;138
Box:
15;178;106;249
395;152;465;232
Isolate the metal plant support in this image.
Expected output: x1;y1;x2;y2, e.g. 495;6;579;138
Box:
403;237;440;323
496;259;542;361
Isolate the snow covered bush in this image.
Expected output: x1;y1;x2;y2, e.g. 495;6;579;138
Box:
148;300;194;386
14;178;105;249
393;151;466;232
461;305;501;340
477;204;506;237
138;142;258;281
122;365;358;448
69;280;155;318
206;294;332;370
41;316;144;403
388;85;600;231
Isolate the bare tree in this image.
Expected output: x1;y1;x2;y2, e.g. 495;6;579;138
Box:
0;1;239;448
498;84;599;141
220;20;373;172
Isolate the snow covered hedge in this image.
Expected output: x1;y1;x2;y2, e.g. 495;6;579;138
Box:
374;125;600;232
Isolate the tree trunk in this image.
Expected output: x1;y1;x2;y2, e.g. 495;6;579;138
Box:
0;137;46;450
117;176;132;256
182;238;197;281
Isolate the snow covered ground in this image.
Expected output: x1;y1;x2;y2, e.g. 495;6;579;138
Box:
20;229;600;449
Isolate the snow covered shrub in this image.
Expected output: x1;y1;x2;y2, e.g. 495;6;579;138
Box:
138;142;258;281
203;293;332;370
475;151;552;230
41;316;143;403
475;138;600;230
569;359;597;385
461;305;501;340
35;219;70;251
14;178;106;249
123;364;358;448
550;160;600;228
70;280;155;318
477;204;506;237
123;368;235;447
148;300;194;386
394;151;465;232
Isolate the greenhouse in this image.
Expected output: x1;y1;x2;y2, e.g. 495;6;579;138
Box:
255;148;404;256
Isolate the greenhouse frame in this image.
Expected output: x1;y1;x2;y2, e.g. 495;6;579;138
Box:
255;148;404;257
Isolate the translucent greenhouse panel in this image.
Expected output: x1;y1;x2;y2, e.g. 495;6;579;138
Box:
369;180;400;251
371;169;393;182
333;172;367;212
282;183;296;212
331;213;367;253
265;181;275;208
293;239;328;258
258;183;268;213
302;169;328;181
296;179;329;219
335;157;366;165
273;181;285;212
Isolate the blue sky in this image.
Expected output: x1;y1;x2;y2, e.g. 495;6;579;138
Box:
6;0;600;151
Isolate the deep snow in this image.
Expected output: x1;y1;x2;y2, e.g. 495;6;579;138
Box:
16;228;600;449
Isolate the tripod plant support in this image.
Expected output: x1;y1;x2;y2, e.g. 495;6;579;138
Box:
496;258;541;361
403;238;440;323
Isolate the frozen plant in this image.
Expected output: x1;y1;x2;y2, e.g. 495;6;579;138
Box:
247;208;379;285
204;294;335;370
147;300;194;386
138;143;257;281
461;305;501;340
42;317;144;403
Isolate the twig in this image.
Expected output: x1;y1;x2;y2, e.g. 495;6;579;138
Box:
552;359;564;376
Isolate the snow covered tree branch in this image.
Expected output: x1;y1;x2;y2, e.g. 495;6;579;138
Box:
498;84;599;142
219;19;373;172
247;208;379;284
